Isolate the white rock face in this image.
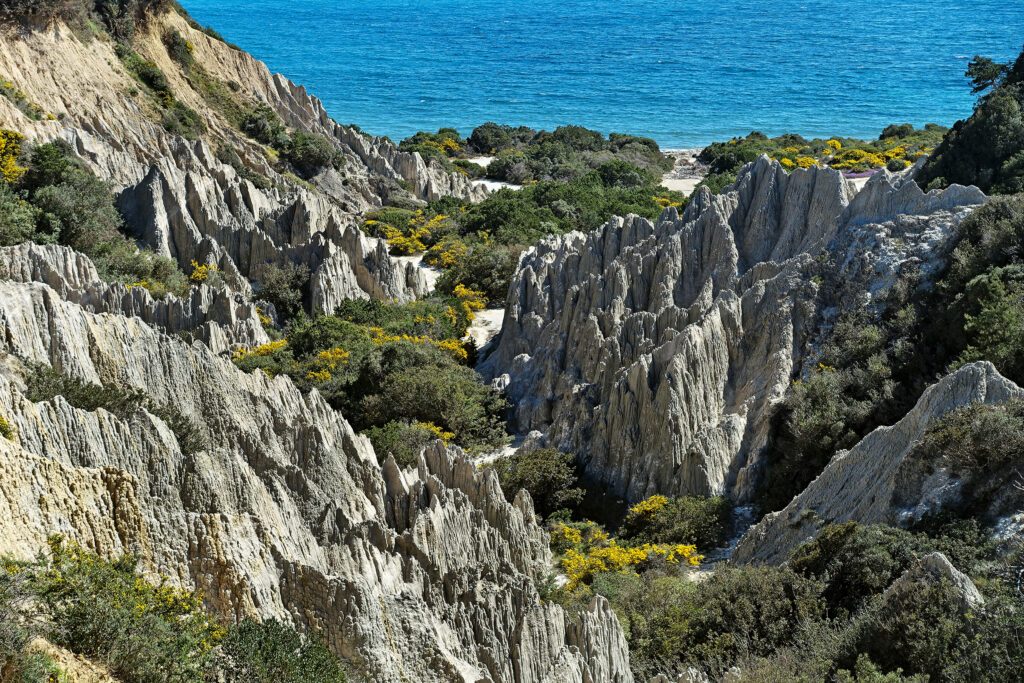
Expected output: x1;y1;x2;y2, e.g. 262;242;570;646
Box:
0;270;631;682
882;552;985;612
0;243;268;353
481;156;985;503
732;362;1023;565
0;11;483;311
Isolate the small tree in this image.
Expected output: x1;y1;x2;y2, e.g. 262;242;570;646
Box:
490;448;584;516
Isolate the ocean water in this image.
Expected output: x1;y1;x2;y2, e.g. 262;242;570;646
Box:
179;0;1024;148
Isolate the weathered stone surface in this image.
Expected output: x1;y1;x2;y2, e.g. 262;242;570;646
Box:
0;11;479;310
0;243;267;353
481;157;986;503
881;552;985;612
0;275;630;682
732;362;1023;565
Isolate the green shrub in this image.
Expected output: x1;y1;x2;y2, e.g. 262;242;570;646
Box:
0;416;16;442
36;536;221;682
918;47;1024;194
0;564;61;683
14;141;189;296
160;100;205;139
216;619;347;683
256;263;310;323
364;420;441;468
358;363;508;452
163;28;193;68
619;494;733;552
585;566;825;680
282;132;342;178
0;182;42;246
489;448;584;517
435;241;520;304
241;104;289;148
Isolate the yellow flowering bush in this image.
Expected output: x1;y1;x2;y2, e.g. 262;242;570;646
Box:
0;415;14;441
36;535;225;680
625;495;668;525
0;129;26;183
416;421;455;444
453;283;487;322
231;339;287;362
560;537;700;590
369;327;468;361
796;156;818;169
425;235;469;268
779;157;796;169
653;195;685;209
826;139;842;152
189;259;219;283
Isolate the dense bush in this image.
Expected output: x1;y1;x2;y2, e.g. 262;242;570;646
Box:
216;619;347;682
918;47;1024;194
2;538;348;682
282;131;343;178
789;521;995;617
619;494;733;552
1;138;189;297
577;567;824;680
489;448;584;517
232;302;507;455
364;420;447;467
241;104;289;148
759;315;895;512
698;126;944;179
0;562;61;683
256;262;310;323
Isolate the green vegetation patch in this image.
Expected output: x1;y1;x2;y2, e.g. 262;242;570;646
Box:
918;48;1024;194
0;536;348;682
364;162;686;303
1;135;190;298
231;295;508;459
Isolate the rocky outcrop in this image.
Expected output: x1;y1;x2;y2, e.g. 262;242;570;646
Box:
114;134;430;306
732;362;1023;565
0;242;267;353
0;272;630;682
882;552;984;612
481;157;986;503
0;10;480;310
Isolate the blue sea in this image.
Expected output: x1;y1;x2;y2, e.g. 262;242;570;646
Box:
179;0;1024;148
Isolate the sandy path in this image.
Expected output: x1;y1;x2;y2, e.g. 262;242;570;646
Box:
661;148;706;197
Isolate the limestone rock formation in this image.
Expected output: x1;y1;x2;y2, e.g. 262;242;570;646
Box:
882;552;984;612
481;157;986;503
0;10;482;310
732;362;1023;565
0;269;630;682
0;242;267;353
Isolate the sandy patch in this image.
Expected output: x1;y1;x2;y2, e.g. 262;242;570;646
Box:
466;156;494;167
660;177;703;195
661;148;706;197
467;308;505;349
473;178;522;192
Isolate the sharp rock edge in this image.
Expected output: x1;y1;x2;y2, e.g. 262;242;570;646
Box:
0;267;632;682
481;155;987;504
732;360;1024;565
0;11;486;312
